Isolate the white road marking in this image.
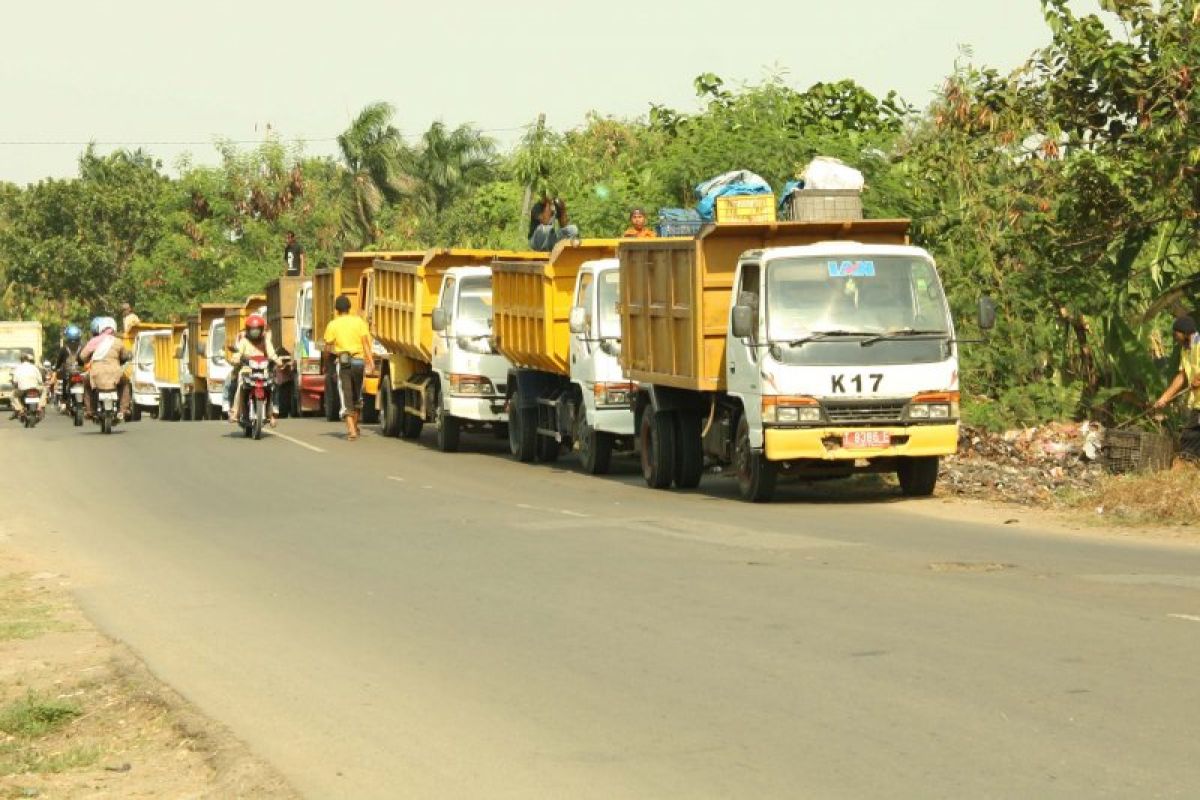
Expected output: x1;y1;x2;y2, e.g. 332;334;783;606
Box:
269;431;326;453
516;503;535;509
560;510;589;518
387;476;405;482
1167;614;1200;623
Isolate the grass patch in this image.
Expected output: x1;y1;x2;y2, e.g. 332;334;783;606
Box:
0;693;82;738
0;574;68;641
0;741;101;776
1078;462;1200;525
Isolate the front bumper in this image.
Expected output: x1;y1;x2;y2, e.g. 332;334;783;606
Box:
446;394;506;422
593;406;635;437
764;423;959;462
133;390;159;408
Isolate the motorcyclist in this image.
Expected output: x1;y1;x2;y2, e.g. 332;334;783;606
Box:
53;325;85;408
9;352;45;420
79;316;132;420
227;314;284;427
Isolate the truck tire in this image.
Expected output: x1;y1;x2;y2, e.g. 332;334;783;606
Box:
362;394;380;425
379;376;401;437
897;456;940;497
433;387;460;452
536;434;560;463
508;399;537;463
639;409;676;489
131;404;142;422
324;372;339;422
674;411;704;489
578;421;613;475
735;417;776;503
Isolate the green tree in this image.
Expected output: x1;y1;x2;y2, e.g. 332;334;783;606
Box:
336;102;411;247
410;121;496;214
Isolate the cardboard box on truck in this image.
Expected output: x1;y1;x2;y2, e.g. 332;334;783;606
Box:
619;220;911;392
492;240;619;376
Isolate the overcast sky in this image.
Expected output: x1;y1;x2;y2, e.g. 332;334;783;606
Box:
0;0;1102;186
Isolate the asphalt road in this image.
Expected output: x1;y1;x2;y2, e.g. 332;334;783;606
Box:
3;412;1199;799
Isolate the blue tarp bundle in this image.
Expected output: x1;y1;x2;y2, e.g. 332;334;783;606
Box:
656;208;703;237
693;170;772;222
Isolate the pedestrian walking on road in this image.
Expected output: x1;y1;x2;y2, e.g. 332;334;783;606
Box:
1153;314;1200;461
322;294;374;440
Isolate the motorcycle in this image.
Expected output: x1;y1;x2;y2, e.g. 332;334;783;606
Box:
237;356;274;440
64;369;86;427
17;389;43;428
92;387;121;435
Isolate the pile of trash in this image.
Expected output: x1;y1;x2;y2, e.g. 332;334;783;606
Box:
940;422;1105;504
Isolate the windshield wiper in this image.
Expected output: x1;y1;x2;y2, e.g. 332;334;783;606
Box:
785;330;877;348
858;328;949;346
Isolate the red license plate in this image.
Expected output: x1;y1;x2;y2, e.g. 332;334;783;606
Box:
843;431;891;449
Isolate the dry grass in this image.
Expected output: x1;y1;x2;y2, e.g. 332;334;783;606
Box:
1081;461;1200;525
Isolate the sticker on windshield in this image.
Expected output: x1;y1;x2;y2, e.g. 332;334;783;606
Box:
828;260;875;277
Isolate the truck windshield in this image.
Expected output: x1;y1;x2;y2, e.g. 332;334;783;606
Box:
765;255;952;366
456;276;493;335
0;348;30;367
210;323;226;363
597;270;621;338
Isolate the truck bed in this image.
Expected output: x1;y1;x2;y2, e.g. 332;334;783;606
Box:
153;325;186;386
492;240;617;375
266;276;306;355
188;305;233;380
619;220;911;392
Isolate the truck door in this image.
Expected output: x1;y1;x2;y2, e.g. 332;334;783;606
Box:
570;270;595;371
727;262;762;396
432;276;456;359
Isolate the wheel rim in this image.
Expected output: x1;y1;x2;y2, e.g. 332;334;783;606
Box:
508;402;520;455
640;417;653;481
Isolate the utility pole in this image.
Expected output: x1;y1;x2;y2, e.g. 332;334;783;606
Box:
520;112;546;228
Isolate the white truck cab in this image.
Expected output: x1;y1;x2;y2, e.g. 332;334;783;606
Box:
131;329;168;419
428;266;508;449
205;318;230;416
725;241;962;498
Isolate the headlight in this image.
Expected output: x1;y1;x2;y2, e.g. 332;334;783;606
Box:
448;374;496;395
909;405;930;419
907;392;959;421
594;382;634;406
762;396;822;423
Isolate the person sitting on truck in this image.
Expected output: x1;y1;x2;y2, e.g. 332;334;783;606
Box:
120;303;140;333
321;294;375;441
8;352;45;420
79;317;131;420
622;208;656;239
227;314;285;427
528;196;579;252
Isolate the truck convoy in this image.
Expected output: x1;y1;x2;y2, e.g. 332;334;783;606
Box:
491;239;634;471
369;248;546;451
618;219;979;501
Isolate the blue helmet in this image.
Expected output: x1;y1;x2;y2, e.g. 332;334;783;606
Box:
65;324;82;343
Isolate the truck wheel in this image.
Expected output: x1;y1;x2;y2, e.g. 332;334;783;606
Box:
897;456;940;497
674;411;704;489
361;394;380;424
639;410;676;489
130;404;142;422
508;400;537;462
578;421;613;475
380;376;401;437
433;388;460;452
324;372;339;422
536;433;560;463
399;389;423;439
735;417;776;503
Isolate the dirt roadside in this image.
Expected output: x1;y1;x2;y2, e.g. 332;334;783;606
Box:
0;543;298;799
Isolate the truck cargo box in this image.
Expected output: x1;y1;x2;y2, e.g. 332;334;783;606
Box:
370;249;545;364
123;322;173;353
312;252;423;343
188;304;234;380
265;276;306;355
492;240;618;376
224;295;267;346
619;220;911;392
153;324;186;386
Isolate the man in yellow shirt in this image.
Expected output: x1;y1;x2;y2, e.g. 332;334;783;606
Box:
322;294;375;440
622;207;656;239
1153;315;1200;461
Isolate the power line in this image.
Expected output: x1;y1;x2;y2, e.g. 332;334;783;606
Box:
0;126;532;147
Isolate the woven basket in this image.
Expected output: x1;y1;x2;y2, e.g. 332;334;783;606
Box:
1101;428;1175;474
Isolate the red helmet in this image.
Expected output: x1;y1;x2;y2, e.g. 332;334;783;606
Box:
245;314;267;330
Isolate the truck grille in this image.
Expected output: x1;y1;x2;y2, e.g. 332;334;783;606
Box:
823;399;907;424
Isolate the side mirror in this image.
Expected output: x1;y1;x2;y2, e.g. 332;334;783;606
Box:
731;305;754;339
569;307;587;334
978;296;997;331
432;308;448;333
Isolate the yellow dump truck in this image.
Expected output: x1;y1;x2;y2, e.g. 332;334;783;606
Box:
312;252;423;422
265;276;309;417
491;239;634;471
619;220;978;502
152;323;187;421
180;304;234;421
369;248;546;450
126;322;175;421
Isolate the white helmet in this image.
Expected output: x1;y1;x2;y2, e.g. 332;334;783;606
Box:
97;316;118;333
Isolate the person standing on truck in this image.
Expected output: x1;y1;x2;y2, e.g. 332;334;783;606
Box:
1153;315;1200;461
322;294;374;440
120;303;140;333
528;196;579;252
622;207;656;239
80;317;131;420
283;231;306;277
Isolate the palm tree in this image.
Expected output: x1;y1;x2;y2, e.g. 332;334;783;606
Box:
411;122;497;214
336;102;410;246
